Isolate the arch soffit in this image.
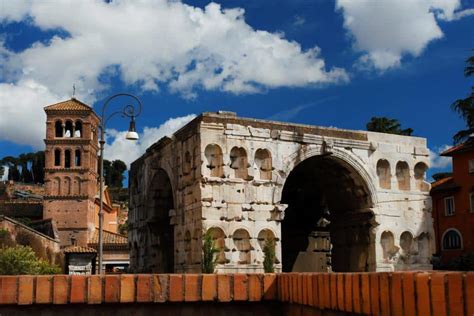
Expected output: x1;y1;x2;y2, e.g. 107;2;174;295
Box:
147;163;176;208
275;145;378;206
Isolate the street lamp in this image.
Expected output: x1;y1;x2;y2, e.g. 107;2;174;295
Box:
97;93;142;274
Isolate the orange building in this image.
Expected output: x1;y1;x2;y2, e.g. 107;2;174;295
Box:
431;141;474;264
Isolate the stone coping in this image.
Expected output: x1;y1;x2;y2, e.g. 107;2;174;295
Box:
0;272;472;315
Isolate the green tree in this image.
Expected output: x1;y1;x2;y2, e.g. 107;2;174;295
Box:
101;159;127;188
451;51;474;144
0;151;45;183
0;246;60;275
111;160;127;188
118;220;129;236
202;230;218;273
366;117;414;136
263;238;276;273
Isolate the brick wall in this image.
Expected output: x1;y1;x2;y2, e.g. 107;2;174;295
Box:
0;272;473;316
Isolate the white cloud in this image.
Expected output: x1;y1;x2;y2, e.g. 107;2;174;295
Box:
336;0;472;70
429;144;452;169
0;0;349;148
0;79;66;148
104;114;196;167
1;0;348;99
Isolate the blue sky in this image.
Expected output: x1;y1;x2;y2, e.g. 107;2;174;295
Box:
1;0;473;179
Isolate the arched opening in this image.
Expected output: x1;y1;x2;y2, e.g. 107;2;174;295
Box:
65;121;74;138
204;144;224;177
381;231;398;263
64;177;71;195
73;177;81;195
55;121;63;137
254;149;272;180
230;147;249;179
399;231;415;264
281;155;375;272
75;150;81;167
74;120;82;137
396;161;410;191
64;150;71;168
146;169;175;273
257;229;276;265
54;149;61;166
442;229;462;250
207;227;227;264
52;177;61;195
414;162;429;192
376;159;391;189
232;229;251;264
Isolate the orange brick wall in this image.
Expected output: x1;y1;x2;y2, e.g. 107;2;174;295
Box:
0;272;473;315
432;150;474;262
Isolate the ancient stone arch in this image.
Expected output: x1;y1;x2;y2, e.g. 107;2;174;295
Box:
273;145;378;207
129;111;433;273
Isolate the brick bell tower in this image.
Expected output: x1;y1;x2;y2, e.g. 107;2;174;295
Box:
43;98;100;247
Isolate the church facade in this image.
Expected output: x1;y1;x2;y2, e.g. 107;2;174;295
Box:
128;111;434;273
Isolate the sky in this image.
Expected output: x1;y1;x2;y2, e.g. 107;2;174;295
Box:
1;0;473;180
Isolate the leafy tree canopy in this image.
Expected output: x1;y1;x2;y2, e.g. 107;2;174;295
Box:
451;51;474;144
0;151;45;183
0;246;60;275
366;117;414;136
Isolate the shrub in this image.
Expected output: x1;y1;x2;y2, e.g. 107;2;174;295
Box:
263;238;276;273
202;230;218;273
0;246;60;275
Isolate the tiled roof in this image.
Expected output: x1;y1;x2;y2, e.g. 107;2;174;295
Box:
430;176;459;192
431;176;453;189
89;229;128;247
44;98;92;112
441;141;474;156
63;246;97;254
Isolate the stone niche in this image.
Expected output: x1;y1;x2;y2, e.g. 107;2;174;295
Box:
128;112;433;273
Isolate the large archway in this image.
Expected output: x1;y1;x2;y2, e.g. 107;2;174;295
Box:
281;154;376;272
146;169;175;273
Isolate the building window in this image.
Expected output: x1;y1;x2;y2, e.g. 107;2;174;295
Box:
444;197;455;216
442;229;462;250
54;149;61;166
469;160;474;173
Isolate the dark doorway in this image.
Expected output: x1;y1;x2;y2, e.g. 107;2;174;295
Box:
281;155;375;272
146;169;175;273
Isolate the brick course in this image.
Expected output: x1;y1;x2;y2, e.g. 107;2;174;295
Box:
0;272;472;315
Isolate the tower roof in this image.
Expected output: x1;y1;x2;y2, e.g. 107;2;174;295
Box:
44;98;93;112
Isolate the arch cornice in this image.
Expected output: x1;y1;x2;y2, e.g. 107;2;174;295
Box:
272;144;378;206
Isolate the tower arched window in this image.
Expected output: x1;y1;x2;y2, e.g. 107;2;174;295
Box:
65;121;74;138
54;149;61;166
75;150;81;167
55;121;63;137
74;120;82;137
65;150;71;168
